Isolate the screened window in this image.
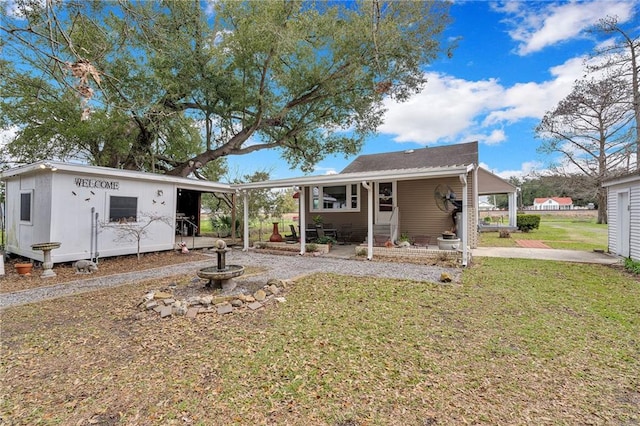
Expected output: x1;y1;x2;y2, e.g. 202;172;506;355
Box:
109;196;138;222
20;191;32;222
311;184;359;212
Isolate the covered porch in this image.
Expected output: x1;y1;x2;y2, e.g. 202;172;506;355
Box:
234;164;477;266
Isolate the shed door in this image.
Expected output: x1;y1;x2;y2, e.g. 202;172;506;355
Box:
617;191;630;257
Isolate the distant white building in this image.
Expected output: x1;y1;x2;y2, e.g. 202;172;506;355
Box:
532;197;573;210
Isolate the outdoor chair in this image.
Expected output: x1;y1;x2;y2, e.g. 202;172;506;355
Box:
284;224;298;242
338;223;353;244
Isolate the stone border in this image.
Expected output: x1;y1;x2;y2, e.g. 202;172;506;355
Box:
138;278;290;319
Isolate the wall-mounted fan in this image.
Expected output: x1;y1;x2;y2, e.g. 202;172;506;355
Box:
434;184;459;212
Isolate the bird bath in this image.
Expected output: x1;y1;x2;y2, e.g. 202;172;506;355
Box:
197;240;244;291
31;242;61;278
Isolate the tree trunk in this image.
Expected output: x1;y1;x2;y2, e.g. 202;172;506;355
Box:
596;188;607;224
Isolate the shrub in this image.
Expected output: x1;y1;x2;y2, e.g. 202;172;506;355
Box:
305;243;318;253
314;236;337;245
624;257;640;275
482;216;492;224
517;214;540;233
499;229;511;238
356;248;368;257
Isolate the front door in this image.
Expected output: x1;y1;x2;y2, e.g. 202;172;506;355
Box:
375;181;396;223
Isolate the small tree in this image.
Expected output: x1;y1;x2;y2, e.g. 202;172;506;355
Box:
101;213;173;260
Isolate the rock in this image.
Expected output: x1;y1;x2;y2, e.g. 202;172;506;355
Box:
244;295;256;303
159;306;172;318
73;259;98;274
163;298;175;305
275;297;286;303
231;299;243;308
173;303;188;316
212;295;235;305
217;304;233;315
248;301;263;310
254;289;267;302
143;292;155;301
154;291;173;300
145;301;159;310
267;284;280;295
200;295;214;305
187;296;202;306
439;272;452;283
186;307;200;319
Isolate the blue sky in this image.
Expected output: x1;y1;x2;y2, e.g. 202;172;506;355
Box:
226;0;638;181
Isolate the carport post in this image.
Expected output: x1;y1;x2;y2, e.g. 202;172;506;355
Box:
362;181;373;260
242;190;249;251
299;186;306;256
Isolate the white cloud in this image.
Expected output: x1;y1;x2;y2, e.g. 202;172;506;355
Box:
493;0;638;55
480;160;546;180
379;73;504;144
380;53;588;147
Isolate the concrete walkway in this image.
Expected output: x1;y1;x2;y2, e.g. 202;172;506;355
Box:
472;247;621;265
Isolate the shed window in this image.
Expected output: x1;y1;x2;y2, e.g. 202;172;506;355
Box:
109;196;138;222
20;191;32;222
311;184;359;212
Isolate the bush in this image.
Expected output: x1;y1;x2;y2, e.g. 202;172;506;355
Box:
305;243;318;253
315;236;337;245
624;258;640;275
499;229;511;238
517;214;540;233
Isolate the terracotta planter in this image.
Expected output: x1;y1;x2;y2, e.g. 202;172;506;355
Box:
15;263;33;275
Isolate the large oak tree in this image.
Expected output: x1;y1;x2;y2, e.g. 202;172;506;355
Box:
1;0;452;178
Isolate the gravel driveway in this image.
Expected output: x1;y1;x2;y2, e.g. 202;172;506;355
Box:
1;249;459;309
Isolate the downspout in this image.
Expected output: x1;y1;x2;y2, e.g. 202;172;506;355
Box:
473;166;478;247
362;181;373;260
242;190;249;251
299;186;306;256
460;174;468;267
90;207;95;261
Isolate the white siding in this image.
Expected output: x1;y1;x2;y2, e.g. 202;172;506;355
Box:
605;175;640;261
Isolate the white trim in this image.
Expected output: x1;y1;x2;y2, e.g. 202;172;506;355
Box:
309;183;361;213
0;160;233;193
19;190;34;225
233;164;474;190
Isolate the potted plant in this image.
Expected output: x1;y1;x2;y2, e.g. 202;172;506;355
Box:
312;215;324;228
15;262;33;275
442;230;456;240
397;232;411;248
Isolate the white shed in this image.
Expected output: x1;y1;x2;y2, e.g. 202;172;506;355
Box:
603;172;640;261
1;161;232;264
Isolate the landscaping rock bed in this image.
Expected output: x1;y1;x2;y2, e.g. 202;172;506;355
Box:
137;278;290;319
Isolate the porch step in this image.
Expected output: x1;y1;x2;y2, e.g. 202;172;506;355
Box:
373;223;391;236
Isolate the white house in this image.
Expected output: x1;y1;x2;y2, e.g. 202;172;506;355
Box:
0;161;232;263
603;172;639;261
532;197;573;210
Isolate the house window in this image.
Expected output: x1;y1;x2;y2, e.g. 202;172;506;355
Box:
20;191;32;222
109;196;138;222
311;184;359;212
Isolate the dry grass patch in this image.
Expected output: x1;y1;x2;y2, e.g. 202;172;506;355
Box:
1;259;638;425
1;251;211;293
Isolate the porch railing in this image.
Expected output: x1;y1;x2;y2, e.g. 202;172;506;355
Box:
390;206;399;243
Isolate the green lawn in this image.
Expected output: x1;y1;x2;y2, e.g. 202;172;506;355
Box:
480;215;608;251
1;258;638;425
